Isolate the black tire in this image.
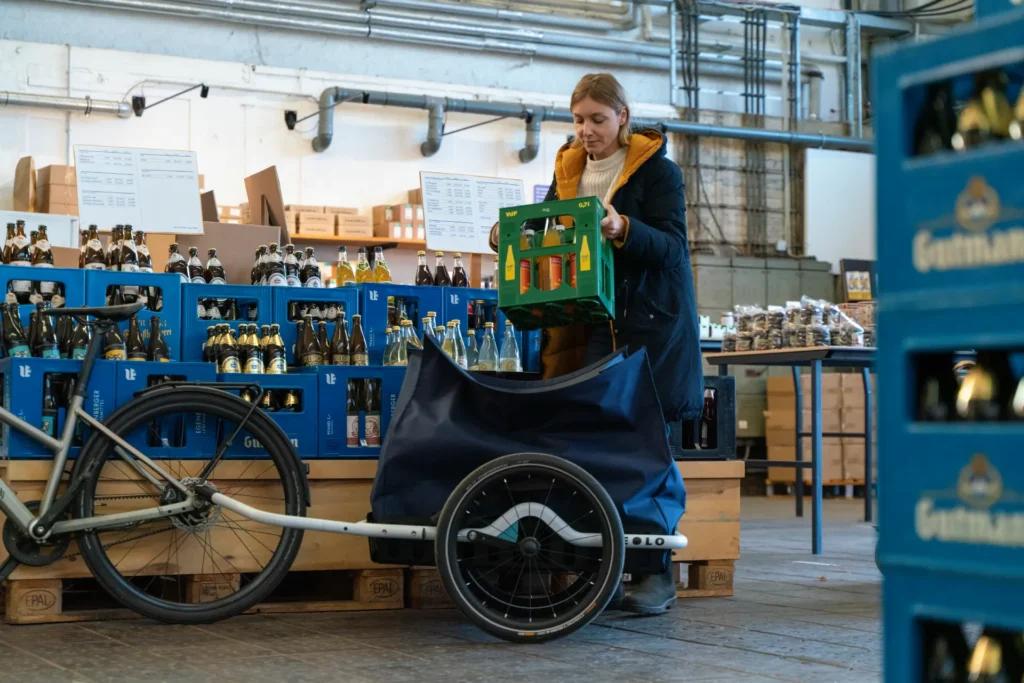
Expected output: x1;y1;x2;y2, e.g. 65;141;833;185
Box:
72;388;306;624
435;453;624;644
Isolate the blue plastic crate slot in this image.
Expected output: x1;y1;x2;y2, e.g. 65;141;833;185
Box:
271;286;360;367
113;361;218;459
0;358;117;459
442;287;522;360
0;265;86;333
85;270;183;361
316;366;405;458
181;284;273;363
359;284;444;365
217;372;318;458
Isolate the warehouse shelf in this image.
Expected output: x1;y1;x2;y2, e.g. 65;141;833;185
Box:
288;235;427;250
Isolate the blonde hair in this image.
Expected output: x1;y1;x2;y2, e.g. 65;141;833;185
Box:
570;73;632;149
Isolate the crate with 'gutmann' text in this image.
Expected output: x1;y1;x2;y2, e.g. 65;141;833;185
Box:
497;197;614;330
315;366;405;458
0;358;117;459
216;372;318;458
85;270;183;361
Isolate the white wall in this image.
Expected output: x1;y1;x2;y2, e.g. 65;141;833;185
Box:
804;148;876;273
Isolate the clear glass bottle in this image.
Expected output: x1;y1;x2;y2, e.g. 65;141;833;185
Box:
499;320;521;372
355;247;374;283
336;246;356;285
441;321;458;361
453;319;468;369
382;326;394;367
477;322;498;371
465;328;479;371
372;246;391;283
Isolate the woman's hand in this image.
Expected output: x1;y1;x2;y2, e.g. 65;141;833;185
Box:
600;201;625;241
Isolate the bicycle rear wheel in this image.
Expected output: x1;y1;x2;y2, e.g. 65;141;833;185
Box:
72;387;306;624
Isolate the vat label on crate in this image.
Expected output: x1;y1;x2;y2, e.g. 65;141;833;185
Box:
913;177;1024;274
915;454;1024;548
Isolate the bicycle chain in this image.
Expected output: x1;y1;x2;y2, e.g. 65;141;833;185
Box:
61;493;182;562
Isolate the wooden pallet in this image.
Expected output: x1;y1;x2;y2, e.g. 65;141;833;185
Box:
404;567;453;610
3;568;404;625
671;559;735;599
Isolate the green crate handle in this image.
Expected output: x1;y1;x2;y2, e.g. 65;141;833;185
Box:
496;196;615;330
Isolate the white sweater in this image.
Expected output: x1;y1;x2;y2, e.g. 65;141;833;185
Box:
577;147;628;204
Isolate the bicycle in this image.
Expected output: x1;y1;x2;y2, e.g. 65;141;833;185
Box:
0;302;688;643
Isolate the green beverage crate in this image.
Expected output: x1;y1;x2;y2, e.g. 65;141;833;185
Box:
497;196;615;330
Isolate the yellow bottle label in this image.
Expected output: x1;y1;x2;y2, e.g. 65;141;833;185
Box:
580;235;591;272
220;357;241;373
104;349;126;360
267;357;286;374
504;245;515;281
351;353;369;366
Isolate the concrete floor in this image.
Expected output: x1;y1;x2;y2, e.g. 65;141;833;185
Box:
0;497;882;683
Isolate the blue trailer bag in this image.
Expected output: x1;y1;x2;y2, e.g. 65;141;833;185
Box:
370;336;686;543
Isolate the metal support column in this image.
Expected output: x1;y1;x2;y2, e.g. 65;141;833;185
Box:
863;367;874;523
792;365;804;518
811;359;823;555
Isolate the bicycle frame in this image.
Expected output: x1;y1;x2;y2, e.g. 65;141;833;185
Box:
0;326;195;538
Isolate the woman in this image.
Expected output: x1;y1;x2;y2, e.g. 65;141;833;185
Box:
491;73;703;615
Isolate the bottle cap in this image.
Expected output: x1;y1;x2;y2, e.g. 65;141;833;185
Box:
485;322;494;328
505;320;513;326
454;252;462;257
435;251;444;256
352;314;361;319
417;250;425;256
467;328;475;334
427;311;436;317
447;321;456;327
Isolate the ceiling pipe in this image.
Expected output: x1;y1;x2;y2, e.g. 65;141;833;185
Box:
310;86;871;155
368;0;643;31
421;98;444;157
1;91;133;118
520;110;546;163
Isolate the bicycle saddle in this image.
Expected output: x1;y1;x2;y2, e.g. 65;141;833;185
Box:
45;301;145;322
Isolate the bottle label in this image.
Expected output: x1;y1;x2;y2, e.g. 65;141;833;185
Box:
8;344;30;358
40;280;55;295
104;348;127;360
304;277;323;289
267;273;287;287
11;278;30;293
71;347;87;360
365;414;381;447
29;291;43;305
346;414;360;447
121;264;139;274
207;306;222;320
286;275;301;288
332;357;350;366
351;353;368;367
210;277;226;286
197;303;207;318
179;273;190;284
41;415;55;438
245;357;264;374
301;353;324;366
84;262;106;270
266;357;287;374
220;357;241;373
41;347;60;359
158;356;170;362
190;275;206;284
549;254;563;289
34;262;54;269
127;353;147;361
500;359;521;372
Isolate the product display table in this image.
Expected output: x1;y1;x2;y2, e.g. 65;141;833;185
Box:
704;347;876;555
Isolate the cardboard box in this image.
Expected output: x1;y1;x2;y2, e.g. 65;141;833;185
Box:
764;408;841;433
375;221;404;240
14;157;35;212
297;212;334;237
37;165;76;187
391;204;415;223
416;224;425;241
284;204;323;213
324;206;359;216
768;374;842;397
372;205;393;225
337;214;373;238
765;427;796;447
284;211;300;234
162;222;281;283
43;202;79;217
768;439;843;484
409;188;423;204
840;373;876;408
38;185;79;209
841;444;878;481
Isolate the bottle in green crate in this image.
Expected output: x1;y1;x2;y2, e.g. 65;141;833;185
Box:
477;322;498;371
218;327;242;374
148;316;170;362
125;315;147;361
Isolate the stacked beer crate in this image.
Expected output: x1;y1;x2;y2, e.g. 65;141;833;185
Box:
765;373;876;485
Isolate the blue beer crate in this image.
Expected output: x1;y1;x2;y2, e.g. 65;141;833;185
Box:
0;358;117;459
874;12;1024;681
0;264;85;330
358;284;443;365
271;286;360;367
216;372;318;458
113;361;218;459
523;329;541;373
85;270;183;361
181;284;272;363
442;287;522;361
315;366;405;458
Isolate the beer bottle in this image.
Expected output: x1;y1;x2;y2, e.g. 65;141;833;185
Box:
966;628;1011;683
952;71;1013;151
372;247;392;283
259;324;271;361
10;221;32;304
265;243;287;286
205;248;227;285
55;316;71;358
218;327;242;373
282;389;300;412
336;246;356;285
260;389;279;413
451;252;469;287
353;247;373;284
346;379;360;448
35;304;59;359
84;225;106;270
244;325;264;374
77;229;87;269
465;328;479;371
103;323;127;360
106;225;122;270
301;247;323;288
441;321;458;360
32;225;56;305
136;230;152;273
69;318;91;360
266;324;287;374
382;327;395;367
414;250;433;286
325;299;339;323
330;313;350;366
917;353;959;421
433;251;451;286
477;322;498;371
3;222;15;264
224;299;239;321
297;314;324;367
700;388;717;449
120;225;140;274
401;318;422;350
26;309;40;357
350;314;368;366
913;81;958;156
387;296;398;328
251;246;264;285
165;243;189;283
1;303;29;357
317;321;329;361
499;320;521;372
364;379;381;447
1011;86;1024;140
955;351;1011;421
186;247;205;284
294;318;306;363
148;316;170;362
28;230;38;262
125;315;147;361
284;244;301;287
41;374;58;438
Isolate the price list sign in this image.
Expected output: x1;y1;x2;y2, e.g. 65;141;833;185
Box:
420;171;525;254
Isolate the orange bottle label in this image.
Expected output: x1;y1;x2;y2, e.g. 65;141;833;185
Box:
519;258;531;294
549;254;563;289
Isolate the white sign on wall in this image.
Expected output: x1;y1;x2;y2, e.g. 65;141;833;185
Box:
73;145;204;235
420;171;525;255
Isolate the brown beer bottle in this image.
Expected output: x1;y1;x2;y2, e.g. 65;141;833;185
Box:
125;315;147;361
202;326;217;363
317;321;329;362
330;313;350;365
218;327;242;374
265;324;287;374
282;390;301;412
451;252;469;287
349;314;368;366
84;225;106;270
433;251;451;286
3;223;15;264
297;314;324;367
103;324;127;360
148;316;170;362
414;251;433;286
364;379;381;447
346;379;360;448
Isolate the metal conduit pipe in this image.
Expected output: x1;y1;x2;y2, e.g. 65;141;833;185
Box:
368;0;642;31
421;98;444;157
311;86;871;155
1;91;132;118
519;110;546;163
